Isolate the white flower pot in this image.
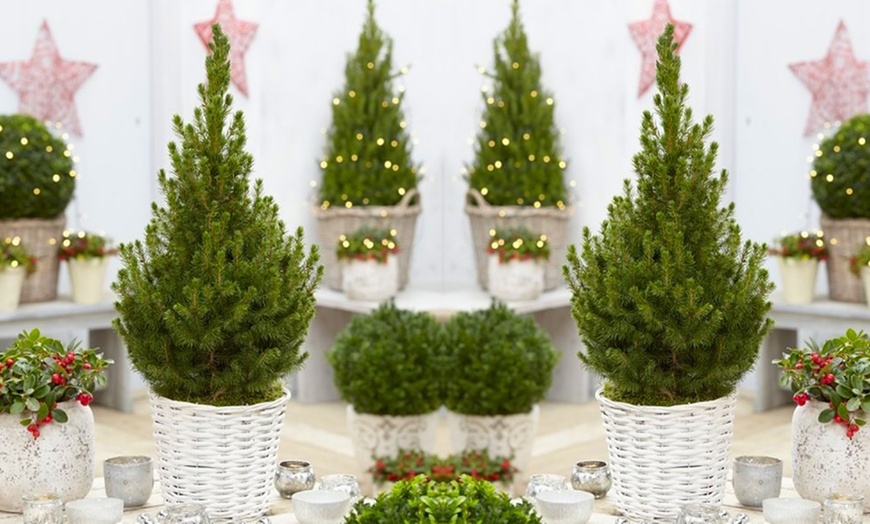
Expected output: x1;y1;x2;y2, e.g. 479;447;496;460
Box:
777;256;818;304
67;257;108;304
861;267;870;306
487;255;545;302
0;400;95;512
346;406;438;474
0;265;26;312
792;400;870;511
342;256;399;301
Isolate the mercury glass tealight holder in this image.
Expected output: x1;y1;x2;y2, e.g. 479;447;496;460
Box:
570;460;611;499
823;494;864;524
21;494;62;524
275;460;316;498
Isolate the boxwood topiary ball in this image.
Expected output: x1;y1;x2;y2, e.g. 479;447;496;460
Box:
0;114;75;219
813;114;870;219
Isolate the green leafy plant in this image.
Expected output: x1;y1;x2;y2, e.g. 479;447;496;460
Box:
849;244;870;276
0;329;112;438
812;114;870;219
768;230;827;261
0;237;36;275
318;0;420;209
487;226;550;263
328;302;441;416
443;301;559;415
466;0;567;208
112;25;322;406
336;226;398;264
563;26;773;406
57;230;118;261
774;329;870;439
370;449;516;485
346;475;541;524
0;114;76;219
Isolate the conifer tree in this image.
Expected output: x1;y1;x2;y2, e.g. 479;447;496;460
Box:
318;0;419;209
563;26;773;406
467;0;567;208
112;25;322;407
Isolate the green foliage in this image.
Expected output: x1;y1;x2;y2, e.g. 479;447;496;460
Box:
812;114;870;219
0;237;36;274
112;25;322;406
443;302;559;415
328;302;441;416
346;475;541;524
768;230;827;261
371;449;516;485
467;0;567;208
336;226;398;263
0;114;75;219
850;244;870;276
563;26;773;406
58;230;117;261
487;226;550;262
318;0;419;208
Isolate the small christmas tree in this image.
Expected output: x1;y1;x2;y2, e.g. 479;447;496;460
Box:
318;0;419;209
467;0;567;208
563;25;773;406
113;25;322;406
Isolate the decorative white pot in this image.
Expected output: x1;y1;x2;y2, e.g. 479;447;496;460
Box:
0;265;26;312
487;255;545;302
777;256;818;304
67;257;108;305
596;389;736;522
861;267;870;306
346;406;438;474
792;400;870;511
0;400;95;512
342;256;399;302
149;389;289;522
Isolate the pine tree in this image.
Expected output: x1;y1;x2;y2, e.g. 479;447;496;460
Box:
112;25;322;407
563;25;773;406
318;0;419;209
467;0;567;208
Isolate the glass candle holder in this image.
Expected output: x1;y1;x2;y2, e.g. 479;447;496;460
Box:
316;473;362;504
523;473;568;502
823;494;864;524
22;494;62;524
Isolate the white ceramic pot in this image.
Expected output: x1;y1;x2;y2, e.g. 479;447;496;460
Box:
342;256;399;301
487;255;545;302
861;267;870;306
0;265;26;312
777;256;818;304
0;400;95;512
792;400;870;511
68;257;108;304
346;406;438;474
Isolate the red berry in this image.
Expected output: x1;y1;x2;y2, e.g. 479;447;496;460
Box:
5;359;12;368
851;424;860;433
835;415;843;423
82;363;92;370
77;393;93;406
44;414;52;423
795;362;803;370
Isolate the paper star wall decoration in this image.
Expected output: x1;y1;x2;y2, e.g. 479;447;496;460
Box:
790;21;869;136
195;0;258;97
0;21;97;136
628;0;692;97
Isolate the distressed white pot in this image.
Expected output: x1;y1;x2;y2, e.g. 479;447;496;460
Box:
777;256;818;304
342;256;399;302
861;267;870;306
487;255;545;302
447;405;539;480
346;406;438;474
792;400;870;511
68;257;108;305
0;265;26;312
0;400;95;512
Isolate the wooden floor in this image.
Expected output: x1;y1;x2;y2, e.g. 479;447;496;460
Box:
91;390;795;496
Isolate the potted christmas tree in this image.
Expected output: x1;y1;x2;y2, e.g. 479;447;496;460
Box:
466;0;570;292
563;26;772;522
315;0;421;291
112;25;321;522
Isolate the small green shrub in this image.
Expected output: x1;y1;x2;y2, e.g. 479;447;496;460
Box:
813;114;870;218
443;302;559;415
328;302;441;416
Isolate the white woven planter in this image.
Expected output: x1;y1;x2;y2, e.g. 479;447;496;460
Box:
596;389;736;522
149;390;289;522
346;406;438;474
487;255;545;302
777;256;818;304
447;406;540;480
0;266;26;312
341;256;399;302
67;257;108;305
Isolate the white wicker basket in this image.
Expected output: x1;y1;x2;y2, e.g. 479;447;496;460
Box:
596;389;736;522
149;390;289;522
820;215;870;303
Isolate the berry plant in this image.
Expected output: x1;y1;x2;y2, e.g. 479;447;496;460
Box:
849;244;870;276
336;226;398;264
58;230;118;261
768;230;827;261
370;449;516;486
0;237;36;275
487;226;550;263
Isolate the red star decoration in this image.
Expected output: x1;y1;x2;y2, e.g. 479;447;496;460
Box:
628;0;692;97
790;21;870;136
195;0;258;97
0;21;97;136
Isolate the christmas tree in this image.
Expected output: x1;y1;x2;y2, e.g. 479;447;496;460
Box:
467;0;567;208
318;0;419;209
113;25;322;407
563;25;772;406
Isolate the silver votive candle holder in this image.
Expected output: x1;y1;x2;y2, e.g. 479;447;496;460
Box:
275;459;316;498
823;494;864;524
22;494;62;524
571;460;611;499
731;455;782;507
104;455;154;508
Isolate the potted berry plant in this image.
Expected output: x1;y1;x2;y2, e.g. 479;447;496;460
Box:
58;230;118;305
0;237;36;312
487;226;549;301
337;226;399;301
767;230;827;304
369;448;516;495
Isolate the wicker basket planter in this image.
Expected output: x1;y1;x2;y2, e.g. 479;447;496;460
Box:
0;215;65;303
315;189;420;291
596;389;736;522
820;215;870;303
149;390;289;521
465;190;571;291
346;406;438;474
